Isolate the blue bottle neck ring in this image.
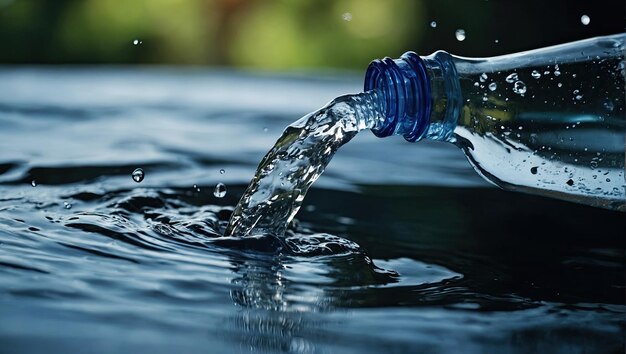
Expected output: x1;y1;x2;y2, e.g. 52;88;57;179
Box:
364;52;433;142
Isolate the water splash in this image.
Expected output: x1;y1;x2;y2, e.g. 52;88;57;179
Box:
225;90;385;237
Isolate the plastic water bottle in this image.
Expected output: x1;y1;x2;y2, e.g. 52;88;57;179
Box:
364;34;625;211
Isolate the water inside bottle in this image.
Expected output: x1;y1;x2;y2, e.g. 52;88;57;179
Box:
455;41;625;210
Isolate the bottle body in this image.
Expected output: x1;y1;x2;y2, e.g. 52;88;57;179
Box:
365;34;626;211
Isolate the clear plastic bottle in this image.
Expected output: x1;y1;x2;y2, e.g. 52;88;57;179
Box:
364;34;625;211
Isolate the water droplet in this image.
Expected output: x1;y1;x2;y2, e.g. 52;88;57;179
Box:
63;201;72;209
455;29;466;41
341;12;352;21
505;73;518;83
557;83;562;88
590;160;598;169
263;127;269;133
488;82;497;91
554;69;561;76
193;184;200;192
566;179;574;186
482;96;488;102
214;183;227;198
494;39;499;44
530;166;538;174
31;180;37;187
512;81;527;95
531;70;541;79
219;169;225;174
474;82;480;87
575;94;583;100
133;39;142;45
606;178;611;182
580;15;590;25
430;21;437;28
479;73;488;82
132;168;144;183
603;100;614;111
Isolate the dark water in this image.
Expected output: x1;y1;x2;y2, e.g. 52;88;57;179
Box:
0;67;624;354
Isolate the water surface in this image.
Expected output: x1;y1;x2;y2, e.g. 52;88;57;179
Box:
0;67;624;353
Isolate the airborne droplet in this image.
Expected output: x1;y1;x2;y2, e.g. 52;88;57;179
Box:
455;29;466;41
214;183;227;198
531;70;541;79
580;15;590;25
132;168;144;183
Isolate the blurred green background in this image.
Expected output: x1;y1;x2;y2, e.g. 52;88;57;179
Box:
0;0;623;70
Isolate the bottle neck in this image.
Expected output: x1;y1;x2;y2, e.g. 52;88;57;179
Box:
364;51;460;143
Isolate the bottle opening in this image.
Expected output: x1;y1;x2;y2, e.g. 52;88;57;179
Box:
364;52;432;142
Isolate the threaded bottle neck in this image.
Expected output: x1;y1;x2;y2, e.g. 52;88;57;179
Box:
364;52;432;142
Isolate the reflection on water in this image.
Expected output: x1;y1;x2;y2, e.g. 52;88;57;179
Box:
0;68;624;353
